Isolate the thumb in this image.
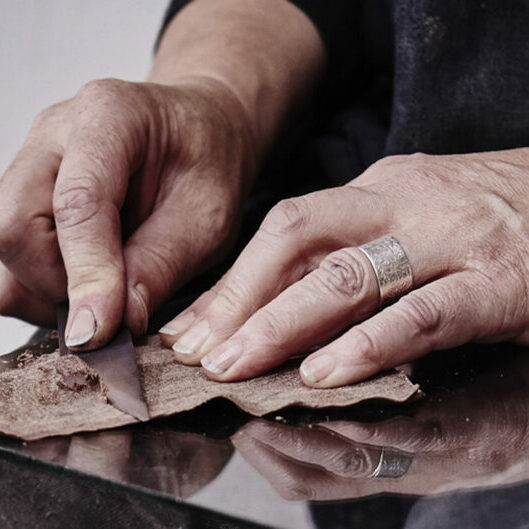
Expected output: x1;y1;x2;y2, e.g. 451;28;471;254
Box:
53;118;134;349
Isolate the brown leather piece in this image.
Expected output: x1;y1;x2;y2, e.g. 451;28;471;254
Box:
0;336;420;441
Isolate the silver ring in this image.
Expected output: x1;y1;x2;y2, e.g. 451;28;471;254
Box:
369;448;413;478
358;235;413;305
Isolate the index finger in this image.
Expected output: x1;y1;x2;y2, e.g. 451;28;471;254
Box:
53;119;131;349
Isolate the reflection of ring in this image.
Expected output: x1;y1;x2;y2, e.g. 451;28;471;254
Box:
358;235;413;305
369;448;413;478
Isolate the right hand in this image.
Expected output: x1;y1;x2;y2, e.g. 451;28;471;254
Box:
0;76;255;348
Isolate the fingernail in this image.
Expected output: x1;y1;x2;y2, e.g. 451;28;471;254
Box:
159;312;195;336
131;282;149;333
66;308;97;348
172;319;210;355
133;282;149;314
201;341;243;374
300;355;335;384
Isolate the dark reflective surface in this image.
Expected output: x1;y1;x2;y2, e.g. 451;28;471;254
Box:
1;332;529;528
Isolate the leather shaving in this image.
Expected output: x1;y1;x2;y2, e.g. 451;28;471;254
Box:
0;336;419;441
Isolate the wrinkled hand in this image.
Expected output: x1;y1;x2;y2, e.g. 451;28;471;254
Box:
232;416;493;501
233;361;529;500
0;77;254;348
232;419;383;501
161;149;529;386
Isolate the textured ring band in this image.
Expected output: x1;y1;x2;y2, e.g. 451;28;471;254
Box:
369;448;413;479
358;235;413;305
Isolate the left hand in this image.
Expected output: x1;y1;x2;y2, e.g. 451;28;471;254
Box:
232;351;529;499
160;149;529;386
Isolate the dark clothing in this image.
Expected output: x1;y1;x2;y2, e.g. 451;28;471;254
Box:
154;0;529;326
160;0;529;187
155;4;529;529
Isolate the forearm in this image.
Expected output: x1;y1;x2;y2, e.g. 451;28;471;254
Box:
148;0;325;163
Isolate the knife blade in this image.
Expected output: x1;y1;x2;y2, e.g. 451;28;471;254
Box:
57;304;150;422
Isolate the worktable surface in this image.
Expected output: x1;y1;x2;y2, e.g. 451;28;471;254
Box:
1;331;528;529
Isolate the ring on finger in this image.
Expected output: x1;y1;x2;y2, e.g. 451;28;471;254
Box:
369;447;413;478
358;235;413;306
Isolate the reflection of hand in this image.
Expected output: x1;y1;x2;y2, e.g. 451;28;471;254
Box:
162;150;529;386
128;430;234;499
66;431;132;482
0;76;253;347
232;419;383;501
18;428;233;499
232;358;529;500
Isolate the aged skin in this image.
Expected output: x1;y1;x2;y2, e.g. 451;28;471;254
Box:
0;0;324;346
233;350;529;499
4;0;529;388
162;149;529;387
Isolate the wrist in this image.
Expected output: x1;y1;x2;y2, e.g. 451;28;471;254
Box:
147;73;259;175
148;0;324;163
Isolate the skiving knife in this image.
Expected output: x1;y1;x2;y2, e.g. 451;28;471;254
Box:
57;304;150;422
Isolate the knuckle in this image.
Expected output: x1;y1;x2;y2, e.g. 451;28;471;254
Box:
371;153;408;170
316;248;367;299
398;164;438;186
0;209;51;259
67;262;122;292
0;207;26;253
470;261;528;331
134;241;181;291
76;78;125;105
350;327;386;371
260;198;310;237
276;478;317;501
381;417;443;452
412;420;445;451
195;198;233;244
53;185;103;229
324;446;374;477
212;277;255;316
459;191;511;230
408;151;430;163
397;292;443;336
360;153;439;190
364;153;418;177
73;79;135;133
31;102;65;130
389;157;441;189
258;308;294;346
